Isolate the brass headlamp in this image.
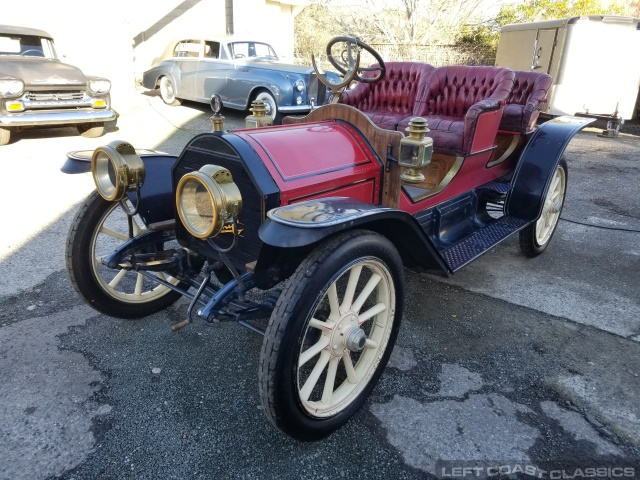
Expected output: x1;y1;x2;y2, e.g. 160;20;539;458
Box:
176;165;242;239
245;99;273;128
399;117;433;183
91;140;145;201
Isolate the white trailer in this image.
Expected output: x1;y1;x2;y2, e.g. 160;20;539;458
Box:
495;15;640;120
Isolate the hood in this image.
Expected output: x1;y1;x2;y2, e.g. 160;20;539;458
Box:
0;58;87;87
242;59;314;76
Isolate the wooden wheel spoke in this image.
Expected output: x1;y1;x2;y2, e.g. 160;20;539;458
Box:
351;273;381;312
359;302;387;324
299;337;330;367
300;350;331;402
99;227;128;241
343;353;358;384
108;269;127;288
340;265;362;311
321;357;340;404
327;283;340;318
309;318;333;332
134;273;144;296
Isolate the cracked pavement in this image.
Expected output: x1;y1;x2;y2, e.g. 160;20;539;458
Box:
0;91;639;479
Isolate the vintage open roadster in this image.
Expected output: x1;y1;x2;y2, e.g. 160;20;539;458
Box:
63;37;593;440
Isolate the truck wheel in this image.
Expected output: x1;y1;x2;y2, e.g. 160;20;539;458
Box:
519;158;567;257
66;190;185;318
0;126;12;146
259;230;404;440
77;123;105;138
159;76;182;106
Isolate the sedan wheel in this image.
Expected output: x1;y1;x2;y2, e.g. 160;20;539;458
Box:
259;230;404;440
159;76;182;106
255;91;278;123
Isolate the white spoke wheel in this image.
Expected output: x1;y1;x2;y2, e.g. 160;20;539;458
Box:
66;190;185;318
519;157;568;257
259;230;404;440
159;76;182;106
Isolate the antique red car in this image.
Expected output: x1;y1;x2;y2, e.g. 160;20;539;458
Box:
63;38;593;441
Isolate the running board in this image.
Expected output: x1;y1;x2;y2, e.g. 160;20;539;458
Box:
441;215;528;272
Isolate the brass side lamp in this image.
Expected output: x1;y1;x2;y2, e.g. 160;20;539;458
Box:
245;99;273;128
210;94;225;132
399;117;433;183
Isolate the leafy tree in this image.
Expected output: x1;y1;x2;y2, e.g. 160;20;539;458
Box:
457;0;628;51
495;0;626;27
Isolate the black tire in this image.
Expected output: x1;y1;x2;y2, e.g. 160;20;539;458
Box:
0;126;12;146
519;157;568;257
259;230;404;440
254;90;280;124
77;123;105;138
159;76;182;106
66;190;185;318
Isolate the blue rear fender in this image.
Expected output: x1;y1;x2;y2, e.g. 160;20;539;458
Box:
508;116;595;221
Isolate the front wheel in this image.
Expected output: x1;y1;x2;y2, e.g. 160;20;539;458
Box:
77;123;105;138
254;90;279;123
259;230;404;440
519;158;568;257
0;126;11;146
66;190;185;318
159;76;182;106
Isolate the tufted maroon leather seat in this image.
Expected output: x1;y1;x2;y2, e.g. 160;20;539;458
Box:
340;62;435;130
499;70;552;133
399;65;515;156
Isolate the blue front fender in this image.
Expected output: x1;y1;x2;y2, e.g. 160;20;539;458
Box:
61;151;177;227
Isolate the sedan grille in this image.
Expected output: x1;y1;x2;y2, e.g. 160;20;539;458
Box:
309;73;327;106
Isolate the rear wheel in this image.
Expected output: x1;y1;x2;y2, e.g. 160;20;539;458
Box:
259;230;404;440
519;158;568;257
0;126;12;146
66;190;185;318
77;123;105;138
159;76;182;106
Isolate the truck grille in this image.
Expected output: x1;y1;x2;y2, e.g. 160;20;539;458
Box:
22;91;92;109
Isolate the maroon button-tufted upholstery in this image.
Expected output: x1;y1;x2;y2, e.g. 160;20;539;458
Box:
499;70;553;133
400;65;515;156
340;62;435;130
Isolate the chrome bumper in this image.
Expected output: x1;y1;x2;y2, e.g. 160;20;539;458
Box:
278;105;313;113
0;109;117;127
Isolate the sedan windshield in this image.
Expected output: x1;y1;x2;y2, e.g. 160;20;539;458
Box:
0;34;57;59
228;42;278;60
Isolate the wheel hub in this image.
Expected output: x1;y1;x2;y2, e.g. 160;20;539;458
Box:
329;313;365;355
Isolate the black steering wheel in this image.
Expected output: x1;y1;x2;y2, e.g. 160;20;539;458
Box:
325;36;386;84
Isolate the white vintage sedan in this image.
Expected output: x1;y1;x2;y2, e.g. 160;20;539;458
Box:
142;37;339;122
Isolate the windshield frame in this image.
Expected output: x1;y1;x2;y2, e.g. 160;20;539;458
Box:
0;34;58;59
227;41;278;61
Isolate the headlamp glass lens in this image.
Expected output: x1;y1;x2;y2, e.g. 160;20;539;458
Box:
94;151;118;199
180;178;215;237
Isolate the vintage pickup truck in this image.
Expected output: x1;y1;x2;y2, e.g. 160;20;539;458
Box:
62;37;593;440
0;24;116;145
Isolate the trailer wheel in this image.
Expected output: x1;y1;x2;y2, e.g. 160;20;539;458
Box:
519;157;567;257
259;230;404;440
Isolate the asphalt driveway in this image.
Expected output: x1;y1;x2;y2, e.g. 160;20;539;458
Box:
0;91;639;479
